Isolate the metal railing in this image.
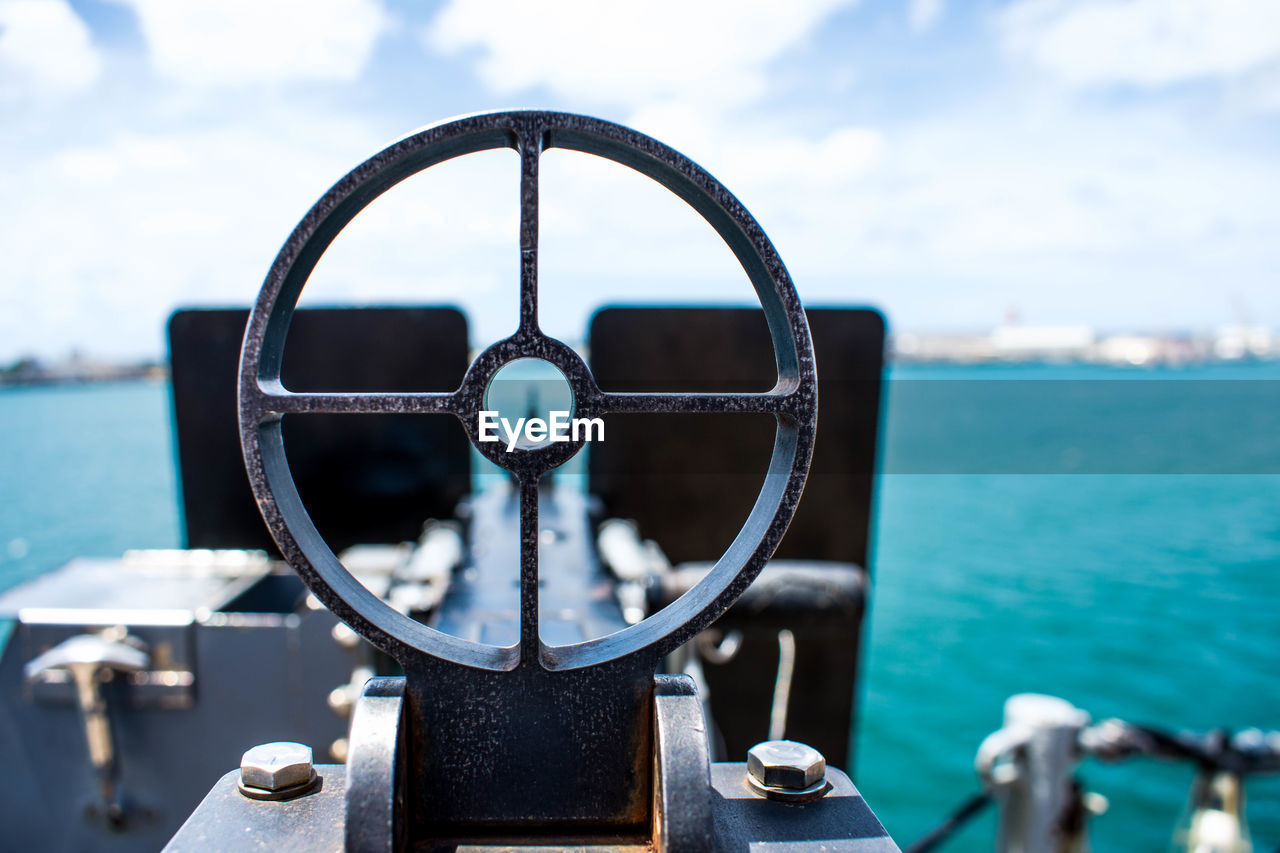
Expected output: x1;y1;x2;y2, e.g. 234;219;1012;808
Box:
907;693;1280;853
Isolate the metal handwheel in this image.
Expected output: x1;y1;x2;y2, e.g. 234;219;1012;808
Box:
237;110;818;835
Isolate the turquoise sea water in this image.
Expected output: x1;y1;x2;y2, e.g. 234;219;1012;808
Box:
1;366;1278;849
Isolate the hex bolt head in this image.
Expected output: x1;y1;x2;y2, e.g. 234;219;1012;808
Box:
240;742;313;792
747;740;826;790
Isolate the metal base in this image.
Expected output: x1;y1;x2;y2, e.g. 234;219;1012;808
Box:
167;674;900;851
167;763;898;852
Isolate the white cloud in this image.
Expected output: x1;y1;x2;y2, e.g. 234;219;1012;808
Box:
0;114;538;361
1001;0;1280;89
9;96;1273;361
781;102;1280;330
416;0;898;339
4;0;1279;364
110;0;390;86
0;0;101;101
424;0;857;110
908;0;945;34
625;102;882;187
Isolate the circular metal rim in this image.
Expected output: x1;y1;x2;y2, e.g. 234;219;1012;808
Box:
477;353;577;455
457;334;593;472
238;110;817;672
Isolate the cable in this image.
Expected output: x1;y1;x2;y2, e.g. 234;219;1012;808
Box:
768;629;796;741
903;791;993;853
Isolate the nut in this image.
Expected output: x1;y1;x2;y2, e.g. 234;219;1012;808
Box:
240;742;313;791
747;740;826;790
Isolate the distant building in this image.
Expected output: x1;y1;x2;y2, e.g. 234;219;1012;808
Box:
1094;335;1158;366
1214;325;1273;360
891;322;1272;367
0;354;166;387
989;324;1094;360
892;332;996;363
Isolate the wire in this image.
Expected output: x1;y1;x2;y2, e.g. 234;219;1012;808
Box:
903;791;993;853
696;629;742;665
768;629;796;741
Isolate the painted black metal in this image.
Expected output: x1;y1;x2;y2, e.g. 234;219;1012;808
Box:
588;306;884;770
345;677;405;853
171;307;470;553
434;487;626;647
587;307;883;567
653;675;714;852
654;561;866;627
237;111;818;835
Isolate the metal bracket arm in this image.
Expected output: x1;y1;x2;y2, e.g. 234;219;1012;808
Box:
24;631;151;820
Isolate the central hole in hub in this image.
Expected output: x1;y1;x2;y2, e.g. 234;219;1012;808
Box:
483;358;575;450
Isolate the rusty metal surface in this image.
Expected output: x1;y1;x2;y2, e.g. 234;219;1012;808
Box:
237;110;817;837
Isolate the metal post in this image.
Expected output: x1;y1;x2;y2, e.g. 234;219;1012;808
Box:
977;693;1090;853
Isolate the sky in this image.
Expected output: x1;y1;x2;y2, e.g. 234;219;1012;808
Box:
1;0;1278;362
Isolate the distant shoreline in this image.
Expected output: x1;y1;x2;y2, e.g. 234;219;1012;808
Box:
6;358;1280;394
0;372;168;391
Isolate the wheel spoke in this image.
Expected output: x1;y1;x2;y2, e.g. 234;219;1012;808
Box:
234;110;821;675
249;385;457;417
517;474;540;666
517;126;542;334
594;389;800;416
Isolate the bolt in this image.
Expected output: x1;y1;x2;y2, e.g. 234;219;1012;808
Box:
331;622;361;649
240;742;313;792
747;740;828;798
